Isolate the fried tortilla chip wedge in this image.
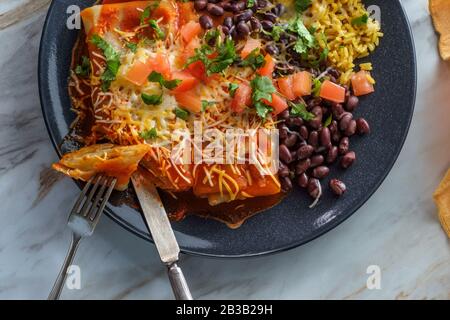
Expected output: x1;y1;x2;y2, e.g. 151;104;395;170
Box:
53;144;151;191
433;169;450;238
429;0;450;61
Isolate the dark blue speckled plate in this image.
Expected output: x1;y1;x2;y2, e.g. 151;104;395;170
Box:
38;0;416;257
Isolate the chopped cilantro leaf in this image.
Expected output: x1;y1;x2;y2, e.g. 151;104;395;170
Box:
312;78;322;97
323;114;332;127
295;0;312;13
175;107;189;120
250;75;276;119
255;101;273;119
139;128;158;140
351;14;368;26
140;6;152;25
147;71;181;90
247;0;256;8
75;55;90;77
288;16;316;54
201;100;216;112
228;83;239;97
126;42;138;53
290;102;315;121
149;19;165;40
141;93;163;105
241;49;266;70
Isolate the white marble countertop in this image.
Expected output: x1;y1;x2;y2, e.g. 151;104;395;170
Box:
0;0;449;300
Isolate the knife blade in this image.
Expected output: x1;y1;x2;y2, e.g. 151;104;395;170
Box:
131;169;179;264
131;168;193;300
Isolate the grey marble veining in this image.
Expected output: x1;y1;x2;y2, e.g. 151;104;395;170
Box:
0;0;449;300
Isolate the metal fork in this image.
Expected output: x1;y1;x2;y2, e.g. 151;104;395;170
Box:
48;175;117;300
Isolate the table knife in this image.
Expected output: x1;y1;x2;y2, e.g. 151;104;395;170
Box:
131;169;193;300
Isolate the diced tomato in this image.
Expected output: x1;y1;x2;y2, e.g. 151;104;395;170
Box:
180;21;202;44
257;54;275;77
262;93;288;115
186;61;207;81
173;89;202;113
231;83;252;113
125;54;172;86
277;76;296;101
351;71;375;96
240;38;261;59
292;71;312;97
319;80;346;103
171;70;199;92
179;36;200;65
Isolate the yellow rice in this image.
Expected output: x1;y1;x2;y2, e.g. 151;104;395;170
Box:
303;0;383;84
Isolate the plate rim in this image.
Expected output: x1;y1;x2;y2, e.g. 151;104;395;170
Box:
38;0;417;258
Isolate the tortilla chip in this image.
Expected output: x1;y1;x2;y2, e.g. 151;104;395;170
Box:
429;0;450;61
433;169;450;238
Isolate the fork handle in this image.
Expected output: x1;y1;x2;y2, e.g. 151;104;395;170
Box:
167;263;193;300
48;232;82;300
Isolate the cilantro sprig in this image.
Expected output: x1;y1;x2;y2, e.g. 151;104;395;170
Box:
186;38;237;76
228;83;239;97
287;16;316;55
90;35;121;91
250;75;276;119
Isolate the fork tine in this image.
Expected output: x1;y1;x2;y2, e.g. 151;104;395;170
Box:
79;175;106;217
70;175;96;215
86;177;117;222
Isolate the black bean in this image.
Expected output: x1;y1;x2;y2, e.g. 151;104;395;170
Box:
297;173;309;188
356;118;370;135
222;1;233;11
328;68;341;79
296;158;311;175
278;109;290;120
250;17;262;31
320;127;331;148
346;95;359;112
231;27;238;39
199;15;214;29
279;144;292;164
234;9;253;22
236;21;250;35
307;97;322;109
341;151;356;169
339;112;353;131
329;120;340;143
278;162;290;178
234;1;247;12
279;126;288;140
261;20;274;31
338;137;349;155
307;178;321;198
326;146;338;164
308;131;319;148
310;155;324;168
222;26;230;35
283;134;298;148
330;179;346;196
280;176;293;192
291;117;303;127
297;145;314;160
207;3;224;16
261;12;277;23
273;3;285;16
344;119;357;137
256;0;267;9
312;166;330;179
265;44;278;55
331;103;344;119
208;0;220;3
299;126;309;140
194;0;208;11
223;16;233;28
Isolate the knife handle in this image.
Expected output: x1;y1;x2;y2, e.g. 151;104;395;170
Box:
167;263;193;300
